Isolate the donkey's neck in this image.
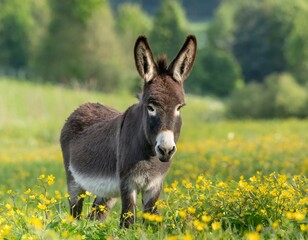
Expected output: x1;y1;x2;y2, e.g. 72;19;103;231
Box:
120;103;155;159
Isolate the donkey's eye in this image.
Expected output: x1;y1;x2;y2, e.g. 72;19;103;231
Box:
147;104;156;116
175;104;185;116
147;105;154;112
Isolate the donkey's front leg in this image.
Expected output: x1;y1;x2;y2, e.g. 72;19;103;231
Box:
119;181;137;228
142;184;162;214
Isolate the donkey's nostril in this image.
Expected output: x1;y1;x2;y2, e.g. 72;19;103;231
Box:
169;146;176;155
157;145;165;156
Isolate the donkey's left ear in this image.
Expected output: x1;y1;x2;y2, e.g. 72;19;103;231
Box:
134;36;157;82
168;35;197;83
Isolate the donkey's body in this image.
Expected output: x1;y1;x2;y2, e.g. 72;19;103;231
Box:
60;36;196;227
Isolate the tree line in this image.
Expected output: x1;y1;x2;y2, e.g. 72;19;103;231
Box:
1;0;308;117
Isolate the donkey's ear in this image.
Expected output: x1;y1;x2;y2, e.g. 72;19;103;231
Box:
134;36;157;82
168;35;197;82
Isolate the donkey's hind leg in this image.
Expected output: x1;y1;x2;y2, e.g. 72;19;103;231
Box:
89;197;117;221
67;179;85;219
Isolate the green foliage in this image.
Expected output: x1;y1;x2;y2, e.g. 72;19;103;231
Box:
285;4;308;84
35;1;128;91
232;2;292;82
266;73;308;118
207;0;308;84
228;73;308;118
188;47;242;96
116;3;153;91
0;0;32;69
0;0;50;71
206;0;239;51
116;3;152;36
149;0;188;59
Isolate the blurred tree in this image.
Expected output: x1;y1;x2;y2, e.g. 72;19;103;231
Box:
116;3;153;91
206;0;239;51
232;2;292;82
207;0;308;84
0;0;29;70
149;0;188;60
188;47;242;96
116;3;152;46
285;4;308;85
36;0;127;91
0;0;50;73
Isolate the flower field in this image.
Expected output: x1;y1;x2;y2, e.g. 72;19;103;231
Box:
0;79;307;239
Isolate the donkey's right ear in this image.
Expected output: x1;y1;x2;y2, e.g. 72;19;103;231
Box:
134;36;157;82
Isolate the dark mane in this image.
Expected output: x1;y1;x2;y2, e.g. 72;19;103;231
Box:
156;55;169;74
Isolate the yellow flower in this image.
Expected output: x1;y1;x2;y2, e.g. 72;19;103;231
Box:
187;207;196;214
29;195;36;200
137;211;143;218
212;221;221;231
30;217;43;229
99;205;106;213
1;224;12;236
286;212;293;219
24;188;31;195
272;220;279;229
143;212;150;220
300;224;308;232
294;211;305;221
79;193;86;198
256;224;262;232
193;220;206;231
39;174;45;180
55;190;62;200
171;180;178;189
216;181;228;188
167;236;177;240
7;189;13;195
246;232;260;240
155;215;163;223
37;203;47;210
62;231;69;238
183;234;192;240
46;175;55;186
5;203;12;210
179;210;187;218
201;215;212;223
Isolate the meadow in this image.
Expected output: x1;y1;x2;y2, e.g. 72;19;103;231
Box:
0;78;307;239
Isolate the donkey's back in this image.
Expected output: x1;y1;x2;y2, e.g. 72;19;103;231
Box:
60;103;120;144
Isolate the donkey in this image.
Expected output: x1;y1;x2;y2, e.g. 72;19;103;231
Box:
60;35;197;227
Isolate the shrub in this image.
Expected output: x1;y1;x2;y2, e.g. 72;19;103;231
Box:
228;73;308;118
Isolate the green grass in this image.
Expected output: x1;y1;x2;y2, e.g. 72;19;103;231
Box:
0;77;307;239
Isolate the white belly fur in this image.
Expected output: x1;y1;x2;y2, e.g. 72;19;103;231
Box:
69;165;163;197
69;165;121;197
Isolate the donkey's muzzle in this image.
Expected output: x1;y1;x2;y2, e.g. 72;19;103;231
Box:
155;131;177;162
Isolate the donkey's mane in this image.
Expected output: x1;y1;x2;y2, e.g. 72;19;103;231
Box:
156;55;169;74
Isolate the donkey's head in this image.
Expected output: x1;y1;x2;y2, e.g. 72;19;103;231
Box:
134;35;197;162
